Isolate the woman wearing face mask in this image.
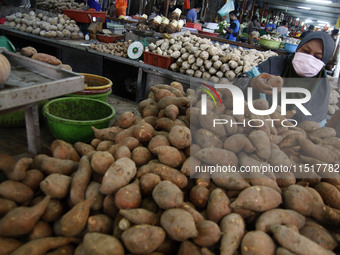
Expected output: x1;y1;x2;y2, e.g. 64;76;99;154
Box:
234;32;335;126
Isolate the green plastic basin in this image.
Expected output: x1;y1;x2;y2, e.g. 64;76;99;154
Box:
43;97;115;143
64;89;112;102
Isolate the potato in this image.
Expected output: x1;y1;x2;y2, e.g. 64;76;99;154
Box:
131;147;152;166
91;151;114;175
255;209;305;233
193;220;221;247
0;196;50;237
220;213;245;255
168;126;191;149
20;46;37;57
82;233;124;255
206;188;231;223
122;225;166;254
40;174;71;199
160;209;198;241
100;158;137;195
241;231;276;255
115;180;141;209
270;224;334;255
230;186;282;212
152;180;183;209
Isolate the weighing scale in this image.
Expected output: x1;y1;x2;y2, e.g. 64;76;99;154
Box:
127;38;149;60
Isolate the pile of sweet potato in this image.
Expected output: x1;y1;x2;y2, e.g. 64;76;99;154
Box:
1;82;340;254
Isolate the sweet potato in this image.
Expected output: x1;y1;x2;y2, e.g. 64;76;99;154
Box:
69;156;91;206
0;196;50;236
103;195;117;218
11;237;78;255
92;126;122;141
137;162;188;189
276;247;295;255
152;180;183;209
212;172;250;191
100;158;137;195
268;143;292;166
29;221;53;240
206;188;231;223
119;208;157;225
158;96;189;109
51;140;80;162
177;241;201;255
230;186;282;212
314;182;340;210
0;180;34;204
308;127;336;139
21;46;37;57
85;181;104;211
195;148;238;166
82;233;124;255
154;145;182;168
45;245;75;255
0;153;16;175
160;209;198;241
87;214;113;234
54;198;93;237
140;173;161;196
297;121;321;132
0;198;17;216
255;209;305;233
143;116;158;128
179;202;205;224
306;187;324;205
151;87;176;101
91;151;114;175
270;224;334;255
156;117;187;132
194;128;223;148
35;155;78;175
91;138;102;148
148;135;170;154
131;147;152;166
96;140;114;151
114;145;131;160
220;213;245;255
168;126;191;150
21;169;44;191
5;157;33;181
114;180;141;209
122;225;166;254
32;53;62;65
300;220;338;250
40;174;71;199
132;121;155;143
142;105;159;117
118;111;136;129
298;137;334;163
74;142;95;156
41;198;64;222
198;111;226;137
189;185;210;209
322;137;340;149
181;156;200;176
248;130;271;160
114;125;136;144
0;237;22;255
283;185;313;216
241;231;276;255
193;220;221;247
223;134;255;153
164;104;179;120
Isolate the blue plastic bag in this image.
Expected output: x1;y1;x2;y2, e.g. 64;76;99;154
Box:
218;0;235;18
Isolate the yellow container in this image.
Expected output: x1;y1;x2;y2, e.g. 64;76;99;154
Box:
80;73;113;90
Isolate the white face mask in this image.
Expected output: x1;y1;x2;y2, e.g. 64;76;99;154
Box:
292;52;325;77
269;21;273;24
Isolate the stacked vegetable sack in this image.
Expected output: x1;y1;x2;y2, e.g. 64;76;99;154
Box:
145;32;278;82
4;11;82;39
1;82;340;254
36;0;86;14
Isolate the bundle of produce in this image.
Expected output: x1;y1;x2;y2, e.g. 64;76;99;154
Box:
0;81;340;255
89;41;132;57
4;11;82;38
36;0;86;13
145;31;277;82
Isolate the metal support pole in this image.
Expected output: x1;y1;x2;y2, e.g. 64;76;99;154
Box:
24;104;41;155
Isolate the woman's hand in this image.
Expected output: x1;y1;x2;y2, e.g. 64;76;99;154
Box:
250;73;283;94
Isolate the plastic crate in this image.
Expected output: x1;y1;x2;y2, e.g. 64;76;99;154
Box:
198;30;219;37
185;22;202;30
144;51;173;70
106;23;126;34
96;34;124;43
62;9;107;23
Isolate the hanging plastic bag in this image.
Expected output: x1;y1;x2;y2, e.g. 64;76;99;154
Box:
116;0;127;16
218;0;235;18
184;0;190;10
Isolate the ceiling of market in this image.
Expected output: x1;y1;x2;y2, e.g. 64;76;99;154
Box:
263;0;340;27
